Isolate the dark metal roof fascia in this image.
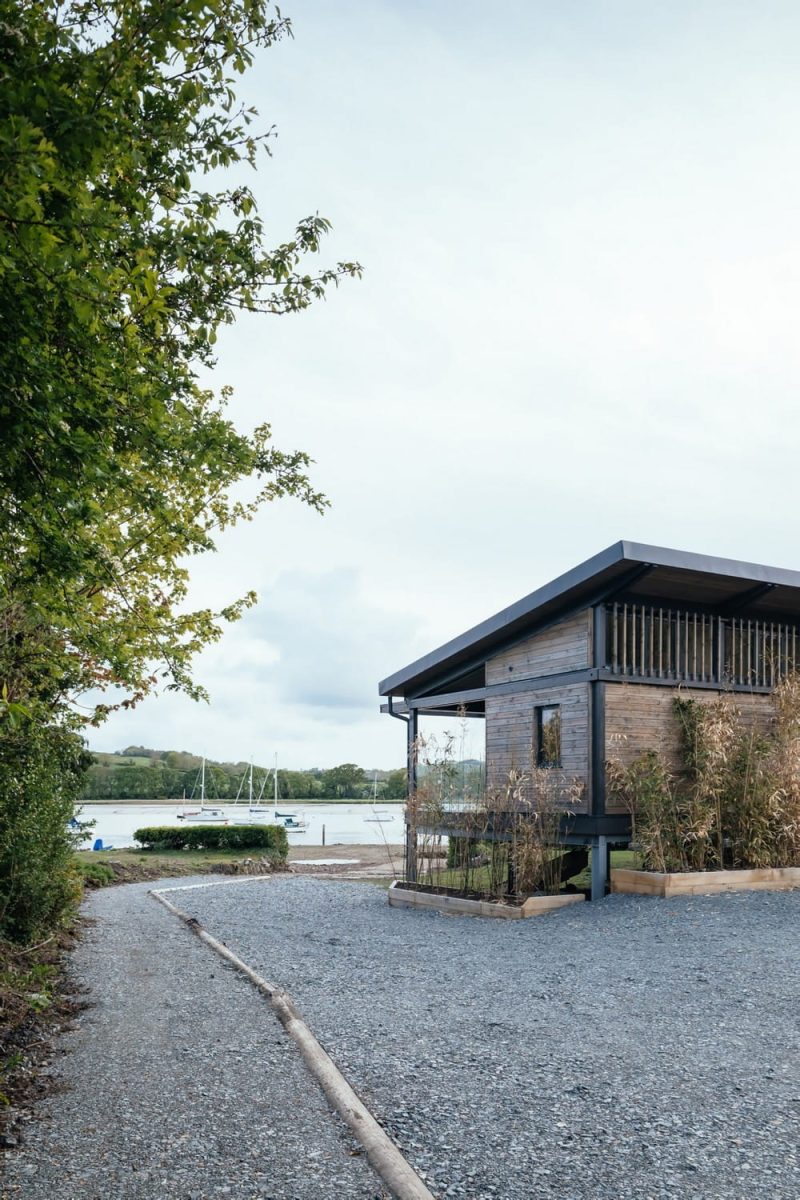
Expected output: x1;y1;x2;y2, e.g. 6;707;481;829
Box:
378;540;800;698
378;541;628;696
618;541;800;590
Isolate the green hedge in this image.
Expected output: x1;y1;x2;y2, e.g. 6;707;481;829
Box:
133;824;288;857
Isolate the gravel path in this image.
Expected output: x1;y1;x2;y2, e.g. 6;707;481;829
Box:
180;877;800;1200
1;878;386;1200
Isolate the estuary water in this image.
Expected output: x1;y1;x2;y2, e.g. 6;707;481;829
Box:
75;802;405;850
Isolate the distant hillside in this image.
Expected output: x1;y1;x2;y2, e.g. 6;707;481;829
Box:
82;749;408;802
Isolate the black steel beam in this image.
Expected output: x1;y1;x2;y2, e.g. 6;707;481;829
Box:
406;667;596;711
414;810;631;843
405;708;418;882
590;604;607;818
717;582;777;615
597;669;773;695
594;562;654;604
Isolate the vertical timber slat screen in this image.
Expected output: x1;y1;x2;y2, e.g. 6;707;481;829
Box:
606;603;800;687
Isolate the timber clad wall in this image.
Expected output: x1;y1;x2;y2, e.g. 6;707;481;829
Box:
603;685;775;813
485;613;593;811
485;684;590;811
486;611;591;684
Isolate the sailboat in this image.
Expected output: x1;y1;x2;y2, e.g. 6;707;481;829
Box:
364;772;396;822
250;752;276;815
177;758;229;822
243;754;308;829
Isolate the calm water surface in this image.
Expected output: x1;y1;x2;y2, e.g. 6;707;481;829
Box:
75;802;405;849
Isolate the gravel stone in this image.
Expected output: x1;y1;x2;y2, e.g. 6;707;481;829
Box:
1;877;386;1200
180;877;800;1200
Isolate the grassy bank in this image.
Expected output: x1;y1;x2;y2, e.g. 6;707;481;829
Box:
74;847;287;887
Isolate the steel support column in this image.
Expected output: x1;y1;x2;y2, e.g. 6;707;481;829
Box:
591;836;609;901
405;708;419;882
590;604;607;819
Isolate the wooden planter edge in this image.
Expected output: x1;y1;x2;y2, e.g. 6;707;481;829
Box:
387;881;585;919
611;866;800;898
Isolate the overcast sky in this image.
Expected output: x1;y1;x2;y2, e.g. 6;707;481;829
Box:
93;1;800;768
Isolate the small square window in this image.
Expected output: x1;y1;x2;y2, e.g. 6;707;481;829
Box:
536;705;561;768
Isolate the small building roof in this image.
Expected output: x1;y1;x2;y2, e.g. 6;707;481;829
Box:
379;540;800;699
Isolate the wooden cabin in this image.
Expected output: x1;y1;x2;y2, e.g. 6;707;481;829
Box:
379;541;800;898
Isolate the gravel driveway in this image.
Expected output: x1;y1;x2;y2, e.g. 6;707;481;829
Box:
179;877;800;1200
3;877;799;1200
1;878;386;1200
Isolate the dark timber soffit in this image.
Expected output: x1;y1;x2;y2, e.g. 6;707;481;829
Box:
378;540;800;699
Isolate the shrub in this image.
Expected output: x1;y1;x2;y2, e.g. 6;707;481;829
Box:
133;824;288;858
0;725;89;944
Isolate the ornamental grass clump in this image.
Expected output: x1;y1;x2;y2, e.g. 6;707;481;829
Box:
607;678;800;872
410;723;579;899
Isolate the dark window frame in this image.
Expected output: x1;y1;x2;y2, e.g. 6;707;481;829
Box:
535;704;562;769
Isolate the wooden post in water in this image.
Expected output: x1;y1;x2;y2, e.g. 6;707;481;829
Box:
322;824;326;847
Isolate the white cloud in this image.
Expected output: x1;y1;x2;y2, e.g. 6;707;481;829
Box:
94;0;800;765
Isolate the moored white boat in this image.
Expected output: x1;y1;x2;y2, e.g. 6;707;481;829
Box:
364;772;396;822
177;760;229;822
178;807;229;823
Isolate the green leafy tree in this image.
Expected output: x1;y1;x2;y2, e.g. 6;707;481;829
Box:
0;0;359;726
280;769;323;800
321;763;366;800
0;0;359;940
383;768;407;799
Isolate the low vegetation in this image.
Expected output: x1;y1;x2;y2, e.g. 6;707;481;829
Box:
410;731;585;900
607;678;800;872
0;929;81;1146
133;823;288;856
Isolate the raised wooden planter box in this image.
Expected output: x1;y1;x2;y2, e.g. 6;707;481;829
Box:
388;880;585;919
611;866;800;898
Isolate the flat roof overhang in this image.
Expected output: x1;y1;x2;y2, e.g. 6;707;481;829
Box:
379;540;800;701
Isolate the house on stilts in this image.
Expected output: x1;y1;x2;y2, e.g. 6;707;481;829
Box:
379;541;800;900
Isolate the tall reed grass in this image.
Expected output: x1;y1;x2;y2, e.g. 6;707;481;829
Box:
407;728;580;899
607;677;800;872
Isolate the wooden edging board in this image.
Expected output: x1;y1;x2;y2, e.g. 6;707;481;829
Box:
387;880;585;919
611;866;800;898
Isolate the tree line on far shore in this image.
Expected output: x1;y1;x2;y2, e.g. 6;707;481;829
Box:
82;748;408;802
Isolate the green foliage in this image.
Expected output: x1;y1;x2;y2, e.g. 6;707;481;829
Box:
383;769;407;800
0;0;360;727
0;0;358;942
446;836;478;869
413;731;573;898
320;763;366;799
0;725;89;943
75;860;115;888
606;751;686;873
134;824;288;856
608;684;800;872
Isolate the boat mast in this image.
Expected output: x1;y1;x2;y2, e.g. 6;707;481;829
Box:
201;757;205;803
274;752;278;804
248;759;253;804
